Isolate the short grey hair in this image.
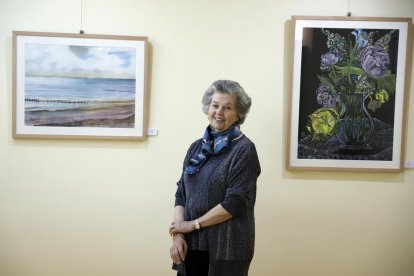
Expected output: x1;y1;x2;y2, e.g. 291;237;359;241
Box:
201;80;252;125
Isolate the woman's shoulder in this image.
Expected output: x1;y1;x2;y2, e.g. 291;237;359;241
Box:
183;138;203;158
229;134;259;159
188;138;203;149
234;134;257;149
229;134;261;174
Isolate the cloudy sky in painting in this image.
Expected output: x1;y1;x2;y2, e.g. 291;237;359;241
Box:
25;43;136;79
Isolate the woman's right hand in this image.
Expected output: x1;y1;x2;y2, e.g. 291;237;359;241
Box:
170;234;187;265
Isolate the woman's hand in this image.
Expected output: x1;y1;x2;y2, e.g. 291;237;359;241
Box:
169;220;195;235
170;234;187;265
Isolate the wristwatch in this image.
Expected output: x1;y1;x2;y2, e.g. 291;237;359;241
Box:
195;219;201;230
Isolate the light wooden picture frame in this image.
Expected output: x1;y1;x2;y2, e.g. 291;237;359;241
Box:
287;16;412;171
13;31;149;140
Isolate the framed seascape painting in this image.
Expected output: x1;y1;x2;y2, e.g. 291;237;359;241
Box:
13;31;148;139
287;16;412;171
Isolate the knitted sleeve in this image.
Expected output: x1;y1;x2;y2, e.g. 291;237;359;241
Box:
221;140;261;216
174;139;202;207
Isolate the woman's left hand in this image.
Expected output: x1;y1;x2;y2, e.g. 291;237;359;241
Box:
169;221;194;235
170;235;187;265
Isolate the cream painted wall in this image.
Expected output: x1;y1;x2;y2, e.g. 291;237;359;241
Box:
0;0;413;275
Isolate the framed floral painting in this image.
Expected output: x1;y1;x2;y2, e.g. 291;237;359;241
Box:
13;31;149;139
287;16;412;171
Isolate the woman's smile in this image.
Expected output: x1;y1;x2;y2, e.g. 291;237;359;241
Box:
208;92;239;132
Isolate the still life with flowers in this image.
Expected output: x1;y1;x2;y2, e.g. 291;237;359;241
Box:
298;27;399;160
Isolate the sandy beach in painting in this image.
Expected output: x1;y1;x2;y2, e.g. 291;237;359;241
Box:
24;76;137;128
25;101;135;128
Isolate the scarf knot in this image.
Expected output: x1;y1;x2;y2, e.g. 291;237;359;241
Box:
184;124;242;175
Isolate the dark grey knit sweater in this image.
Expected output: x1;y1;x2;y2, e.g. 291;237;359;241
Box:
174;134;261;276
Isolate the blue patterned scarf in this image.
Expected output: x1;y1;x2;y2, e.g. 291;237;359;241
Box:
184;124;242;175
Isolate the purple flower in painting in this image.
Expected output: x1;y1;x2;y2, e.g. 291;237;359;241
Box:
351;29;368;50
360;45;390;77
320;52;338;71
316;84;338;108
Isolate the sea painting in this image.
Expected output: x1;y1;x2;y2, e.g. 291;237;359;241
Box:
24;43;137;128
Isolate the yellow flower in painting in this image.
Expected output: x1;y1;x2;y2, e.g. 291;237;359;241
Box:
375;89;389;104
306;108;339;141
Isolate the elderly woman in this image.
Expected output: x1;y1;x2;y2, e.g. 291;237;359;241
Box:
169;80;261;276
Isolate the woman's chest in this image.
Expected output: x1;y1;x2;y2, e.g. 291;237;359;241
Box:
183;153;232;202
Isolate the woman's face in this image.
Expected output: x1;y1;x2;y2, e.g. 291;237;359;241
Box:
208;92;239;132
